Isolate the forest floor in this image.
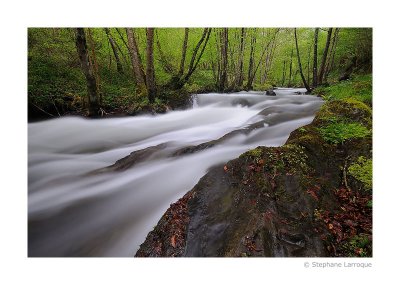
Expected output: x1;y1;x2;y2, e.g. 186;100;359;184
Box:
136;74;373;257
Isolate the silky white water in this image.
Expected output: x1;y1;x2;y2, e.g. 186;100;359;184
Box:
28;89;323;256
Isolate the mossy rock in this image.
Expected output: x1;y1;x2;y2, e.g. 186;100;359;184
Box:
315;99;372;128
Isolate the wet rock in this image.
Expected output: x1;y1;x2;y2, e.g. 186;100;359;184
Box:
265;89;276;96
136;98;372;257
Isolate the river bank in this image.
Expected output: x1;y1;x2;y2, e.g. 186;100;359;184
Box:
136;76;373;257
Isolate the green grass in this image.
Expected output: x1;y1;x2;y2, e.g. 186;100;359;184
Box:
314;74;372;105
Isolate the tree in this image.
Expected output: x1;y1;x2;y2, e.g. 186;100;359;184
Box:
318;28;333;85
104;28;123;74
312;28;319;88
126;28;146;87
287;45;294;86
217;28;229;91
281;60;286;86
178;28;189;77
294;28;311;92
146;28;156;103
324;28;340;82
169;28;212;89
235;28;246;88
75;28;100;116
246;28;257;90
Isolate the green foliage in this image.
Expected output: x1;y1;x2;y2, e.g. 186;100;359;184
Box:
348;156;372;191
318;120;371;144
315;74;372;105
28;27;373;118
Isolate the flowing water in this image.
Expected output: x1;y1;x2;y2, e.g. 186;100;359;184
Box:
28;89;323;257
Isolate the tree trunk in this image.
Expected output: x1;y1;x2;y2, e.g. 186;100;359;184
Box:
306;40;312;87
318;28;333;85
126;28;146;86
104;28;123;74
246;29;256;90
87;28;102;105
236;28;245;88
281;60;286;86
288;45;294;86
75;28;100;116
218;28;228;92
172;28;211;89
294;28;311;92
146;28;156;103
324;28;340;82
178;28;189;77
312;28;319;88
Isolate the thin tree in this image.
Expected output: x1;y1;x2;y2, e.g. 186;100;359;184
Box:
218;28;229;91
288;45;294;86
294;28;311;92
236;28;246;88
324;28;340;82
281;60;286;86
104;28;123;74
170;28;211;89
306;40;312;86
155;30;175;74
318;28;333;85
178;28;189;77
75;28;100;116
126;28;146;87
87;28;101;105
146;28;156;103
312;28;319;88
246;28;257;90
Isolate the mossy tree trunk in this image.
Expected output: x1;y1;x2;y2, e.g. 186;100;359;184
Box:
75;28;100;116
318;28;333;85
126;28;146;87
312;28;319;88
235;28;245;88
146;28;156;103
246;29;256;90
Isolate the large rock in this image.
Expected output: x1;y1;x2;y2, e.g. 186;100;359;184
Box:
135;99;372;257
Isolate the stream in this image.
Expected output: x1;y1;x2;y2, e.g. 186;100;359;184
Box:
28;88;323;257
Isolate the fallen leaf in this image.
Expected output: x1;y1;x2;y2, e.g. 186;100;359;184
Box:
171;235;177;248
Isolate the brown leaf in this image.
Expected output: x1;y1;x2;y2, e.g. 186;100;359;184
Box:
170;235;177;248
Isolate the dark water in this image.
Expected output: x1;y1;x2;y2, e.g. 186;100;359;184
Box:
28;89;323;256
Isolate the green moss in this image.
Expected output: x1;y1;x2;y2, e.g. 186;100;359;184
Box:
313;74;372;105
318;121;371;145
245;147;263;158
348;156;372;191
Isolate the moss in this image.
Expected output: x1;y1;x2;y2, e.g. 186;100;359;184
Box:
318;121;371;145
244;147;263;158
315;99;372;128
348;156;372;191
